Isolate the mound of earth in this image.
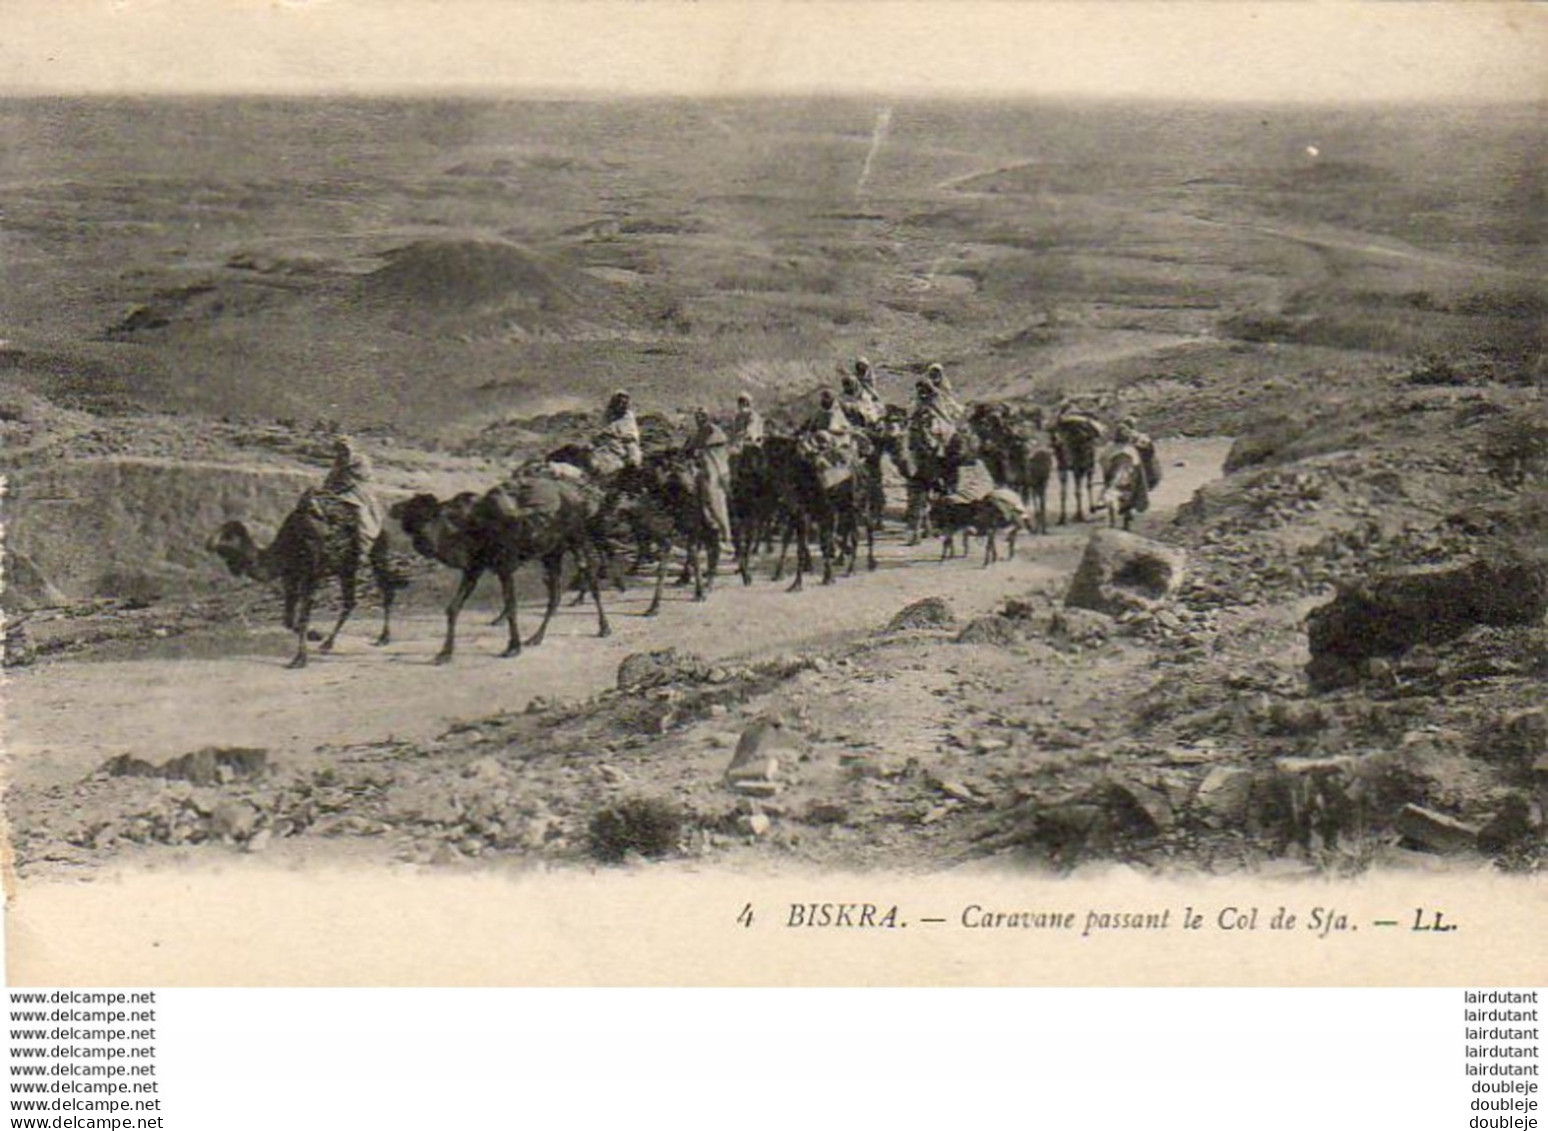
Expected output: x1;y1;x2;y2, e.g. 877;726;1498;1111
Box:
361;238;606;313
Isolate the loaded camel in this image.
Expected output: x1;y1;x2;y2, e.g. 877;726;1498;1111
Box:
207;492;405;669
968;402;1053;535
1050;408;1105;524
391;473;610;664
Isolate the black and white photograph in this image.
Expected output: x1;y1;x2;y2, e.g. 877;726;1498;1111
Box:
2;0;1544;987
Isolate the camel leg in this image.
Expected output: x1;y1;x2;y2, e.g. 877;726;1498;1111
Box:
1058;471;1069;525
282;584;299;632
526;553;564;647
704;534;720;596
372;559;394;647
819;514;836;586
787;515;807;593
287;588;314;670
496;569;522;657
736;523;753;587
436;569;481;665
689;541;706;602
587;554;611;637
319;570;357;654
644;543;668;617
772;522;791;583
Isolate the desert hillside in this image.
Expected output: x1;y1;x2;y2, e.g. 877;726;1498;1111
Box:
3;95;1545;879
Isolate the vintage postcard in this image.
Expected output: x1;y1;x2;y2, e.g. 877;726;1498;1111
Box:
2;1;1544;986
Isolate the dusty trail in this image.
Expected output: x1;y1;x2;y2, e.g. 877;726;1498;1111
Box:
5;439;1231;789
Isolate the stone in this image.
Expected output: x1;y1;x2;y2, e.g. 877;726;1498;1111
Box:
725;717;802;782
805;802;849;824
1047;606;1111;646
1105;779;1175;833
1394;804;1480;854
1481;708;1548;768
746;813;773;837
936;779;977;804
1194;766;1255;827
464;756;504;781
882;597;957;634
1306;559;1548;691
1064;529;1188;616
209;800;260;843
617;648;708;692
1477;796;1535;855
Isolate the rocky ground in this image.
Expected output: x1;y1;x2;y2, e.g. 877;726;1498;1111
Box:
7;357;1546;881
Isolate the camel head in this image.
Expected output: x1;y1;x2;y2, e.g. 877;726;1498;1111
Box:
391;493;475;568
206;520;265;580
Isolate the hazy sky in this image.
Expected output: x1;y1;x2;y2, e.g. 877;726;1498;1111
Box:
3;1;1543;101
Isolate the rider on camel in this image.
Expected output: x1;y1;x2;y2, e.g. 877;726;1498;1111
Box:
593;389;643;475
321;434;383;566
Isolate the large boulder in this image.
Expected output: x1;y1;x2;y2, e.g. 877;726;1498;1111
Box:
1064;529;1188;615
1306;558;1548;691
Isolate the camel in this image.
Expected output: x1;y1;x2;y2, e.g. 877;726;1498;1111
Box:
601;450;723;615
871;407;973;545
1050;414;1104;524
207;491;404;669
968;402;1053;534
761;435;876;590
728;443;779;586
1098;445;1150;531
927;492;1027;567
391;474;610;664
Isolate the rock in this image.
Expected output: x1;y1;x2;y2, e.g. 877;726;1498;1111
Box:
209;800;260;843
936;778;977;804
1478;796;1536;855
1104;779;1175;833
805;802;849;824
955;615;1023;646
732;780;781;798
244;828;272;854
464;756;504;782
596;764;628;785
1395;803;1480;854
1194;766;1255;827
617;648;708;692
882;597;957;633
1306;559;1548;691
746;812;773;837
1064;529;1188;616
1478;708;1548;769
1047;606;1111;646
3;622;37;668
725;717;802;783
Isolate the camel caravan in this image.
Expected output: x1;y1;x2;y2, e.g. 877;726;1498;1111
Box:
208;361;1162;668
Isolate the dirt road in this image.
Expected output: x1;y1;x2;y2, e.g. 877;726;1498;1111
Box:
5;439;1231;789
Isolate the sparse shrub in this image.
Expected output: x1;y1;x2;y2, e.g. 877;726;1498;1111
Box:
587;797;685;863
